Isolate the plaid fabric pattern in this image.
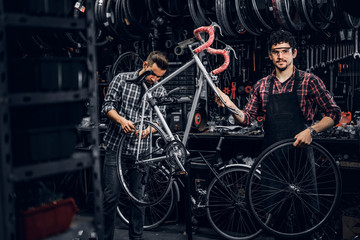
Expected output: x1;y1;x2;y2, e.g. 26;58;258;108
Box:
242;67;341;126
102;70;167;154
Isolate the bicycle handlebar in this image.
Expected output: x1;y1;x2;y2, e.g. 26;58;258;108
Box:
192;23;236;76
193;22;221;54
206;47;230;75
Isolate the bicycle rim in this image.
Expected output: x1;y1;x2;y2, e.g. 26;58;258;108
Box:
246;139;341;238
206;165;263;240
111;51;143;80
117;182;176;229
117;120;173;206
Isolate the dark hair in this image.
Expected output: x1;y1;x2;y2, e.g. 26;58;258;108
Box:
146;51;168;70
267;30;297;51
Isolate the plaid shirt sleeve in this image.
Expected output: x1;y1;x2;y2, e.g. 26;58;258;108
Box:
242;79;266;126
308;74;341;125
101;74;123;117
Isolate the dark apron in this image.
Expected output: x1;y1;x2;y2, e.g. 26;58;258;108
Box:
262;69;307;149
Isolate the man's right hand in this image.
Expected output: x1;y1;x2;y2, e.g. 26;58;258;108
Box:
120;119;136;134
214;87;235;108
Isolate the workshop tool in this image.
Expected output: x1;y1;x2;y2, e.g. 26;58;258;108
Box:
329;64;334;95
354;29;360;59
310;45;314;72
315;45;319;69
320;44;326;68
306;46;310;72
230;82;236;99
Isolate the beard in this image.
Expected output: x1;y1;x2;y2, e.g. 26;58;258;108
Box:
275;60;291;71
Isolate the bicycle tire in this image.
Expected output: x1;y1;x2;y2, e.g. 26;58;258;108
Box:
250;0;273;32
156;0;187;19
235;0;262;36
246;139;341;238
206;164;263;240
297;0;331;31
123;0;152;37
275;0;306;31
117;120;174;206
117;181;177;230
114;0;144;41
110;51;144;80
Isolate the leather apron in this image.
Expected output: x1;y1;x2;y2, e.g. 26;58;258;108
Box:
262;69;307;149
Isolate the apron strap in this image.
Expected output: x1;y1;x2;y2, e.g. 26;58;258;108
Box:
269;68;301;96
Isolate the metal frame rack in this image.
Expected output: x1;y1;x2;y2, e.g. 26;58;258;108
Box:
0;1;103;239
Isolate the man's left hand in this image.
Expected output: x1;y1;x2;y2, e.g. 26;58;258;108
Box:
293;128;312;147
135;129;149;139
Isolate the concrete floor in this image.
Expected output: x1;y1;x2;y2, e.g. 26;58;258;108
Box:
47;212;275;240
113;216;275;240
46;211;345;240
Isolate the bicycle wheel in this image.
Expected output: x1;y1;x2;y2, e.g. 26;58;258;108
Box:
110;51;143;80
206;164;263;240
117;182;177;230
246;139;341;238
117;120;174;206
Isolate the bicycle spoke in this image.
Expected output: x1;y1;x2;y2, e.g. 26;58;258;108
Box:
247;139;341;238
117;120;173;206
207;166;262;239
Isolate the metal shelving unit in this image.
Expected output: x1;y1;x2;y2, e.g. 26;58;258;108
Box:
0;1;103;239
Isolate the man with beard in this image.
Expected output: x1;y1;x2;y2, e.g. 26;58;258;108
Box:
101;51;168;240
216;29;340;149
215;30;341;239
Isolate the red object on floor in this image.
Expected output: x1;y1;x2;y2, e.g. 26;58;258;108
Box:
18;197;78;240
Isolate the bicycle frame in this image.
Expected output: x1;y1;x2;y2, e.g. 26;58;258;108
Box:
134;23;237;173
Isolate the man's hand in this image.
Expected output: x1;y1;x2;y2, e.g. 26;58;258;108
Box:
293;128;312;147
120;119;136;134
135;129;150;139
214;87;231;108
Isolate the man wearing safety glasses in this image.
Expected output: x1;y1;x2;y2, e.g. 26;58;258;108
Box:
216;30;341;239
216;29;340;149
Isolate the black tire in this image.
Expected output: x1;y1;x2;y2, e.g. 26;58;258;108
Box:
117;182;177;230
206;164;263;240
246;139;341;238
110;51;143;80
117;120;173;206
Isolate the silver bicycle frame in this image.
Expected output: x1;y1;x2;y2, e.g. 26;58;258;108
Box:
135;47;231;173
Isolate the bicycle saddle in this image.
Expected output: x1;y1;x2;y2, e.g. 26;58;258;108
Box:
125;69;154;85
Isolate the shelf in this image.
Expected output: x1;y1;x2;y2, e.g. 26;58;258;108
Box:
9;89;90;106
314;137;359;144
10;151;95;182
4;13;86;30
190;132;264;140
190;132;359;144
339;161;360;169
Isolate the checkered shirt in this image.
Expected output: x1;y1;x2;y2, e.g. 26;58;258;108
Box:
102;70;167;154
242;67;341;126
